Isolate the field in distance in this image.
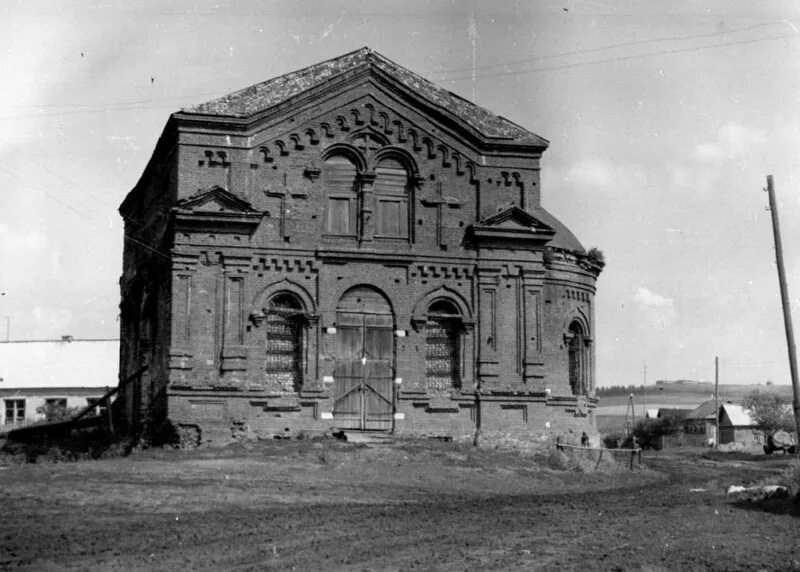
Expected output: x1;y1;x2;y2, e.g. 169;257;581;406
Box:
596;379;794;433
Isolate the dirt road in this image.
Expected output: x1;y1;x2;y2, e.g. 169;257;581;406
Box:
0;440;798;571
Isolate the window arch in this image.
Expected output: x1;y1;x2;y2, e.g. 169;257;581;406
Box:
265;293;305;391
567;321;588;395
323;155;358;236
425;299;462;390
374;157;410;239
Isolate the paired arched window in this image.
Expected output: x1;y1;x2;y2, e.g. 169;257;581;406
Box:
323;155;358;236
322;152;412;240
265;294;305;391
425;300;462;390
567;321;588;395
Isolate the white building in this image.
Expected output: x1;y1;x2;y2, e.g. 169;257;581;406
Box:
0;337;118;430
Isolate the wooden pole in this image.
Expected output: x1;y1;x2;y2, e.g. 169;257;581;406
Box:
714;358;720;445
765;175;800;458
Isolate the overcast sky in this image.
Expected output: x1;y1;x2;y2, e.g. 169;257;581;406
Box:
2;0;800;387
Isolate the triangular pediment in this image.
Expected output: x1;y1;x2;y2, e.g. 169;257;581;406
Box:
172;186;263;234
479;206;554;233
470;206;556;248
176;186;258;214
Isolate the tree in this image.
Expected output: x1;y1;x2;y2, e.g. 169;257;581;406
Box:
626;416;683;450
742;390;794;433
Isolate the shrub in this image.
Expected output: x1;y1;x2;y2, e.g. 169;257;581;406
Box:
587;247;605;265
629;416;683;450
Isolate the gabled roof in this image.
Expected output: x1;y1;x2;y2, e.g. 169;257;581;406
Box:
184;47;548;147
720;403;755;427
686;399;717;420
657;408;693;420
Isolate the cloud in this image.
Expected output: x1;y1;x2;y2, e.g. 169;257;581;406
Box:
561;157;648;192
634;286;677;329
0;223;48;260
693;122;766;162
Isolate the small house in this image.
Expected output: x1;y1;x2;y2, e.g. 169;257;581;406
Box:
718;403;762;447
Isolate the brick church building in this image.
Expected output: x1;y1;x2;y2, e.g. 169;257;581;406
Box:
118;48;603;445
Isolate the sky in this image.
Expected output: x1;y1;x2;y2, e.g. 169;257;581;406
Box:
1;0;800;387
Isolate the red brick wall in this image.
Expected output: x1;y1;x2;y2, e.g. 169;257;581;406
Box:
120;78;602;444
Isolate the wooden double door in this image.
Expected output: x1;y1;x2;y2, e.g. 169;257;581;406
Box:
332;310;394;431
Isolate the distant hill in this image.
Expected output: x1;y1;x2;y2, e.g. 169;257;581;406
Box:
597;380;793;406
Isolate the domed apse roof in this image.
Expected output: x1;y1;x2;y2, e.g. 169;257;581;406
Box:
530;206;586;254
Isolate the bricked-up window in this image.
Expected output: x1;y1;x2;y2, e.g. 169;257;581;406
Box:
323;155;358;236
4;399;25;425
375;158;409;239
568;322;587;395
265;294;304;391
425;300;461;390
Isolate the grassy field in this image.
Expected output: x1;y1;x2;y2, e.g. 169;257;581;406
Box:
1;438;798;571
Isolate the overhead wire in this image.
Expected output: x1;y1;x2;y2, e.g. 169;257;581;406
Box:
424;19;800;77
435;32;800;82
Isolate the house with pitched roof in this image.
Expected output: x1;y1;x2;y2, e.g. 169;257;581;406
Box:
718;403;763;447
117;48;603;445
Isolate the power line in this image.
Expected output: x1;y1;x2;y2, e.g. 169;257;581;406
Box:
5;143;120;212
425;20;799;78
0;104;182;122
434;32;800;82
0;158;171;261
7;90;227;110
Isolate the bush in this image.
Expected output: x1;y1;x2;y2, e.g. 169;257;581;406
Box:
587;247;605;265
629;416;683;450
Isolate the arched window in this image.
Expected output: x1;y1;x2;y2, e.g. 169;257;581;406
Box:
265;294;304;391
568;321;587;395
374;157;409;239
323;155;358;236
425;300;461;390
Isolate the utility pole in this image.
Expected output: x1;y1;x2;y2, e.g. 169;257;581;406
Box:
764;175;800;457
714;356;719;449
625;393;636;437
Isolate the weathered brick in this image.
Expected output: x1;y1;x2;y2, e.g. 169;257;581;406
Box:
117;49;603;445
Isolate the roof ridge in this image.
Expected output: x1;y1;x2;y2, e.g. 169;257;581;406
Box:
183;48;548;146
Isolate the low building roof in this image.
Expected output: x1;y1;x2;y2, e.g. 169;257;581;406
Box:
720;403;755;427
657;408;693;420
686;399;717;420
0;339;118;389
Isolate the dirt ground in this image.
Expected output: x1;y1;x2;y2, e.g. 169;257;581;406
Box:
0;438;798;572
